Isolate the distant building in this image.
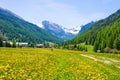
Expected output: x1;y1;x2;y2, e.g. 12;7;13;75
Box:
36;44;44;48
2;41;6;47
16;42;28;47
2;41;28;47
9;41;13;45
2;41;13;47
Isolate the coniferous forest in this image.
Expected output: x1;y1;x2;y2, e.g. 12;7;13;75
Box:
0;8;63;45
62;9;120;53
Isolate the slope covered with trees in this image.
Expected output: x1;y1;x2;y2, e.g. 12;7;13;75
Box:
0;8;63;44
94;20;120;52
63;9;120;52
0;32;7;47
78;21;95;35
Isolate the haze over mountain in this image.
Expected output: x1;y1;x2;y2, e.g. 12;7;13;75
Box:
38;20;80;40
0;7;63;44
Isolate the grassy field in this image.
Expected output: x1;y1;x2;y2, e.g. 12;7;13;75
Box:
0;48;120;80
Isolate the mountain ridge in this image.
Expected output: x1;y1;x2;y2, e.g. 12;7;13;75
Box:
0;7;63;44
63;9;120;52
41;20;80;40
78;21;95;35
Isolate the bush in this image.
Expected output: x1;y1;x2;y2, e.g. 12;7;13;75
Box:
103;47;120;54
109;49;117;53
103;47;111;53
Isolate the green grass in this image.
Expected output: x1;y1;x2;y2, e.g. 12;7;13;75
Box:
78;43;94;52
86;45;94;52
0;48;120;80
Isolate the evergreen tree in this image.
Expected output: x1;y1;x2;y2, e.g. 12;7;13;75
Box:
114;36;120;50
74;44;77;48
94;41;99;52
12;40;16;48
0;39;2;47
6;41;11;47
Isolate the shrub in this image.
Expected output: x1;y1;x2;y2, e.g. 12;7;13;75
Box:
103;47;111;53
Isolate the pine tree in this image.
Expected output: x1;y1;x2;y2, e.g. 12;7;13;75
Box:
12;40;16;48
114;36;120;50
74;44;77;49
0;39;2;47
94;41;99;52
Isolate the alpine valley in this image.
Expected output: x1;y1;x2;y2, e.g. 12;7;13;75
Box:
0;1;120;80
0;7;97;44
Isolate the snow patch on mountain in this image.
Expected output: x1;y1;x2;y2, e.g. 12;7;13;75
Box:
37;23;44;29
37;20;81;40
37;21;80;35
62;27;81;35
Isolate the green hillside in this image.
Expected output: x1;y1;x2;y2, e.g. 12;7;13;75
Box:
0;8;63;44
65;9;120;52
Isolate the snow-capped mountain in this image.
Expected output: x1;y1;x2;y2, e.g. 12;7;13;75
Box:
62;27;81;35
37;20;80;40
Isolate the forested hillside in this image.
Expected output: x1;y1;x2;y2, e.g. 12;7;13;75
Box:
0;32;7;46
0;8;63;44
63;9;120;52
94;20;120;52
78;21;95;35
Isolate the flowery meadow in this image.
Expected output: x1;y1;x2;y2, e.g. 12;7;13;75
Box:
0;48;120;80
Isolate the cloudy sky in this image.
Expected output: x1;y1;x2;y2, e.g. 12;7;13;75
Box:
0;0;120;28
